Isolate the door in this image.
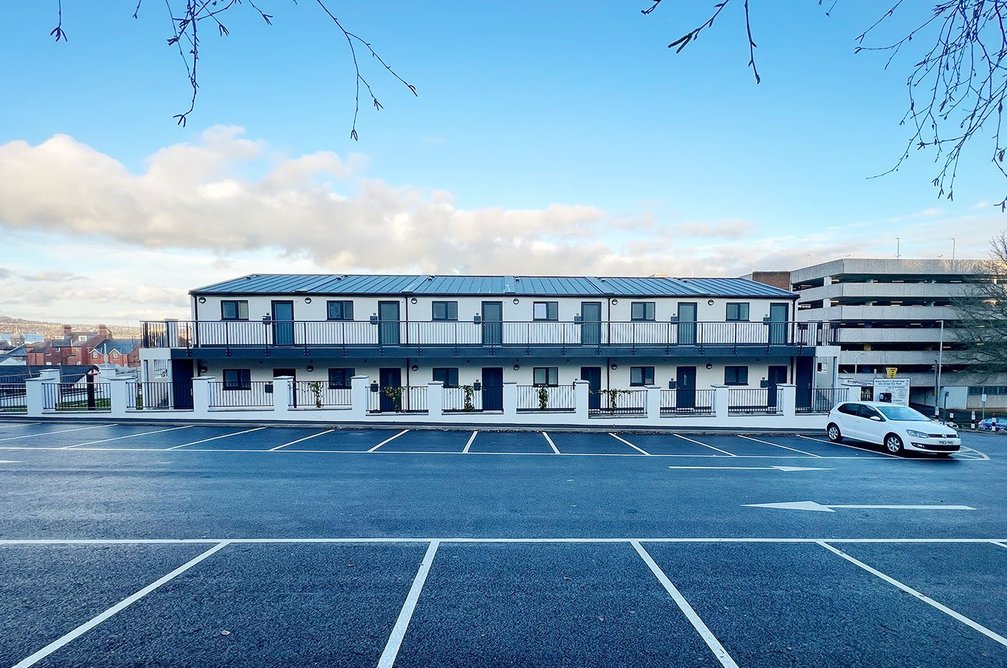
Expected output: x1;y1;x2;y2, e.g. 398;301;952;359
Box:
581;366;602;409
170;360;194;410
768;303;789;345
271;300;295;346
767;365;788;408
580;302;602;346
676;366;696;409
378;301;400;346
379;367;402;412
482;301;503;346
482;367;504;411
678;303;697;345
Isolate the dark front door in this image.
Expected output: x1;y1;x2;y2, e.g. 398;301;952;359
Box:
171;360;194;410
768;302;789;345
580;302;602;346
379;367;402;412
482;367;504;411
678;302;697;345
767;365;788;407
378;301;400;346
581;366;602;409
676;366;697;408
482;301;503;346
271;301;295;346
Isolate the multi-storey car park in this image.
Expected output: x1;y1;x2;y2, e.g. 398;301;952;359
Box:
137;274;838;419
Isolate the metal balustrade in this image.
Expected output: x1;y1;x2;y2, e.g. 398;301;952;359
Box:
207;381;274;409
368;386;428;414
128;382;175;411
42;382;112;412
796;387;844;414
516;384;576;412
292;381;352;409
589;388;647;416
0;384;27;413
660;388;715;416
443;386;483;412
727;388;782;415
140;319;835;352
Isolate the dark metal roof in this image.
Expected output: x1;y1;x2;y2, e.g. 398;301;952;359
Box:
192;274;796;299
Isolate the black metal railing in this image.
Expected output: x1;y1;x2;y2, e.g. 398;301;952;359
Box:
516;384;576;412
796;387;844;414
292;381;352;409
0;384;27;413
368;386;428;414
43;382;112;412
589;388;647;416
727;388;782;415
443;386;483;412
127;382;175;410
140;319;835;352
660;388;715;416
207;381;274;409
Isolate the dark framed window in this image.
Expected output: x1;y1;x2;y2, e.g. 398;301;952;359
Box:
432;301;458;321
327;368;355;389
533;367;559;386
222;369;251;390
326;300;354;321
532;301;559;321
724;366;749;386
432;367;460;388
221;300;249;321
726;302;750;322
630;366;655;386
631;302;656;321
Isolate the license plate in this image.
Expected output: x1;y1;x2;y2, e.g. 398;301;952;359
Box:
939;440;954;445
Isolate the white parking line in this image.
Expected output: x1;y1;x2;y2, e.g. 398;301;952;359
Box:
0;422;39;430
673;433;737;457
738;434;822;457
1;537;1005;546
269;429;335;451
368;429;410;453
167;426;267;450
632;541;739;668
0;423;117;442
377;540;439;668
62;425;194;449
609;433;651;455
11;541;229;668
993;541;1007;551
818;541;1007;649
462;430;478;454
541;432;561;454
957;446;990;461
797;434;899;458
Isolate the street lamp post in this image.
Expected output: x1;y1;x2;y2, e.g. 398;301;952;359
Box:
935;320;944;417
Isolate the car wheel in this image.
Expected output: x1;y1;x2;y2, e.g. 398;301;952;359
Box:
827;423;842;443
884;433;904;455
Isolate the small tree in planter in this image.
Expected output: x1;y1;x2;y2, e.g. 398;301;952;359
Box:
307;381;323;408
382;386;403;412
462;385;476;412
597;388;627;413
537;386;550;411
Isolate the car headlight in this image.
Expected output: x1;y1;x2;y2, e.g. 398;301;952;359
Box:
906;430;929;438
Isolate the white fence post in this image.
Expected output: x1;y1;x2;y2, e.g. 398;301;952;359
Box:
109;376;131;418
778;383;796;417
350;375;370;420
25;377;45;416
503;382;517;419
191;376;213;420
573;380;590;421
427;381;444;418
646;385;661;420
272;377;293;415
713;385;730;419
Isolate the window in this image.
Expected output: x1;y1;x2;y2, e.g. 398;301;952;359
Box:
630;366;655;386
533;301;559;321
222;369;251;390
631;302;656;321
221;300;249;321
726;302;750;322
432;301;458;321
724;366;749;385
432;368;460;388
533;367;559;386
327;368;354;389
326;300;354;321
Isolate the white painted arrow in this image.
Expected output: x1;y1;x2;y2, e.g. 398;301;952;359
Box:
0;460;20;464
745;501;976;513
669;465;829;472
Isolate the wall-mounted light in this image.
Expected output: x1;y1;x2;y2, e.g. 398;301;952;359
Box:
611;363;618;370
705;363;713;370
304;297;312;304
513;363;520;371
197;363;209;374
513;298;520;304
411;364;419;371
306;365;314;372
411;297;418;304
198;296;206;304
707;299;715;306
611;298;619;305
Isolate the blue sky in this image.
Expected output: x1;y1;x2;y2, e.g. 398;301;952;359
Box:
0;1;1000;324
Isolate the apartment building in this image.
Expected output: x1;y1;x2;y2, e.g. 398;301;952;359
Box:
139;274;836;413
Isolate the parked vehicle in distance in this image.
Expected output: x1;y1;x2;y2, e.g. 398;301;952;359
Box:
827;401;961;455
978;417;1006;432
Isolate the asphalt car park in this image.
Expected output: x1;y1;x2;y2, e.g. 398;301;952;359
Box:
0;421;1004;667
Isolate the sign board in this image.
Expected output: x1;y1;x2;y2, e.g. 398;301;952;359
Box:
872;378;910;406
886;367;898;379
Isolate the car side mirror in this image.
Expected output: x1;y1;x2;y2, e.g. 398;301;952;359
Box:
869;415;883;422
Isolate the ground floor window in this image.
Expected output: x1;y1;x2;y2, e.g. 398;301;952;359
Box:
724;366;749;386
327;368;355;389
533;367;559;386
432;367;460;387
223;369;251;390
630;366;655;386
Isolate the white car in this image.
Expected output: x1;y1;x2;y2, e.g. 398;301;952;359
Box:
826;401;961;455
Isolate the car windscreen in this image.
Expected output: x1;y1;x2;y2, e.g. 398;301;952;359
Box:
875;405;927;421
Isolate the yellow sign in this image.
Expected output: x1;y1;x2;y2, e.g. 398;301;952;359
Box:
886;367;898;379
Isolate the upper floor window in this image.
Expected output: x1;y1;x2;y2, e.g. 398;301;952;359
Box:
432;367;460;388
223;368;251;391
726;302;750;322
221;300;249;321
533;301;559;321
630;366;655;386
432;301;458;321
533;367;559;386
328;368;355;389
724;366;749;386
631;302;656;321
326;300;354;321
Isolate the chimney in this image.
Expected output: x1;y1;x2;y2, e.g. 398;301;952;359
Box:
98;324;110;338
62;324;72;336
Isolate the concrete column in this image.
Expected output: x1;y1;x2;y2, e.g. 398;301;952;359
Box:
712;385;730;419
38;369;61;414
350;375;370;420
645;385;661;420
25;377;45;416
573;380;590;421
778;383;796;417
427;381;444;418
109;376;131;418
503;381;518;419
191;376;213;420
272;377;294;415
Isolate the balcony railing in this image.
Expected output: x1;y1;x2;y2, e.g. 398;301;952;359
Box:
142;319;834;352
516;384;576;413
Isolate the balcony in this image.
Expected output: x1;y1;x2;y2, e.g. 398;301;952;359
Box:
141;319;834;359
